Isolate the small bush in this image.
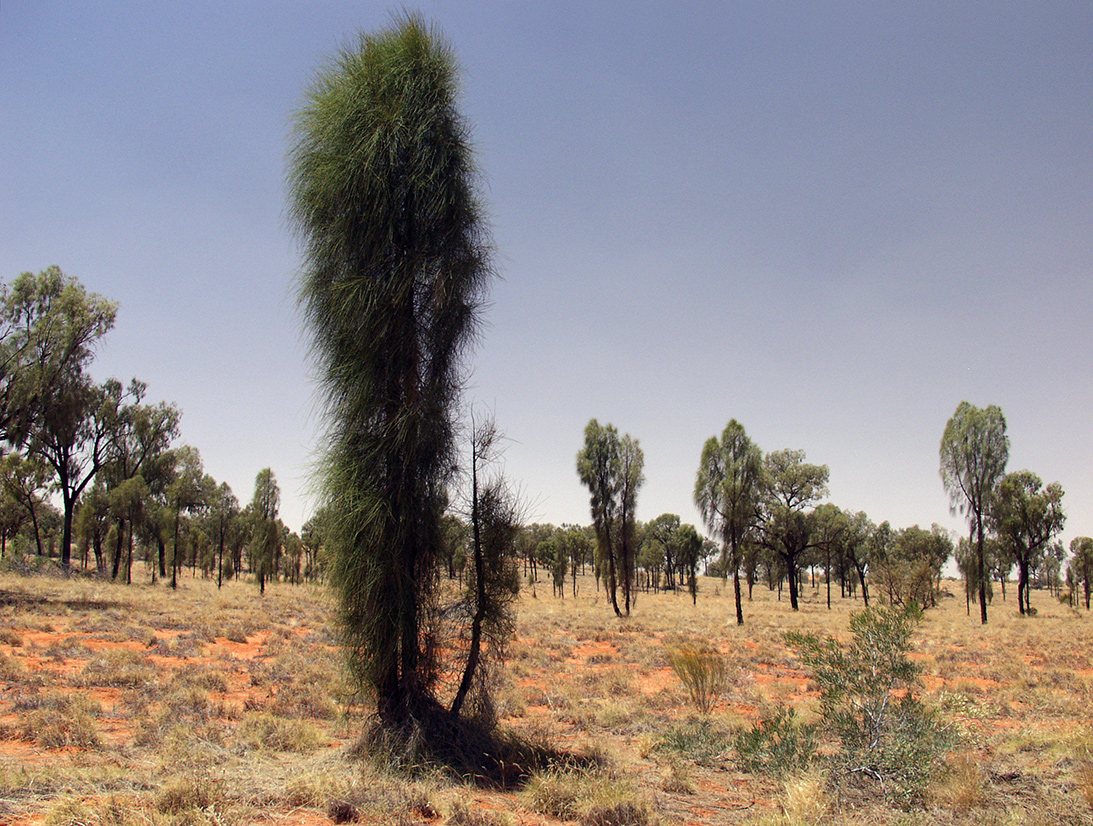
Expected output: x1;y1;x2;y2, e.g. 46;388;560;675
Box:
733;705;817;778
786;605;953;808
666;642;728;714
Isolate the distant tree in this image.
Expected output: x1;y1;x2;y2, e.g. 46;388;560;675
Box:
939;402;1009;624
811;504;851;609
290;16;494;729
110;474;148;583
873;525;952;611
757;449;830;611
440;513;469;581
676;523;704;605
563;524;592;596
842;511;875;606
282;528;305;585
0;452;50;557
1068;537;1093;610
1;269;118;570
206;481;240;588
247;467;280;594
616;434;644;614
989;471;1066;616
1035;540;1066;596
100;380;180;578
300;508;329;582
695;420;763;624
577;420;622;615
577;420;644;616
0;268;117;448
644;513;681;591
0;467;27;558
166;446;206;589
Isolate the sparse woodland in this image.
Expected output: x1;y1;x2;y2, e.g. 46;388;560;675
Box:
2;13;1092;826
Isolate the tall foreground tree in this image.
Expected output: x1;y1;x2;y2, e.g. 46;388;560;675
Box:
290;17;493;729
990;471;1065;616
940;402;1008;624
694;419;762;624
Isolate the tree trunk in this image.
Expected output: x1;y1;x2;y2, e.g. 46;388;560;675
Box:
976;518;988;624
452;456;485;718
784;553;800;610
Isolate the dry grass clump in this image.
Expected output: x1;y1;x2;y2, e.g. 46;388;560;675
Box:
235;711;325;753
77;646;158;688
315;763;439;825
154;775;220;814
0;649;22;679
752;771;829;826
521;765;656;825
45;796;154;826
933;752;987;812
665;640;728;714
446;799;509;826
19;691;103;749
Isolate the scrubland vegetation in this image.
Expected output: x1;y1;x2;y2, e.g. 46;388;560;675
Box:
1;568;1091;825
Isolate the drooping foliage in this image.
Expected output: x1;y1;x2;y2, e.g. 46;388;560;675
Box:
694;419;762;624
939;402;1009;624
576;420;644;617
289;16;493;727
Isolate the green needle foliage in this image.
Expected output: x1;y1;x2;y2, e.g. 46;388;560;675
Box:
289;15;493;730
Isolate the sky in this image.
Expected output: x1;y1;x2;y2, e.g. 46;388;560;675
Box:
2;2;1091;559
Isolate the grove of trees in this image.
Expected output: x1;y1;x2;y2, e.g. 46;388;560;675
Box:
0;268;318;590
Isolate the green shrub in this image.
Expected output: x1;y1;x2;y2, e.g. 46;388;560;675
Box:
665;642;728;714
733;705;817;778
786;605;953;808
650;716;729;765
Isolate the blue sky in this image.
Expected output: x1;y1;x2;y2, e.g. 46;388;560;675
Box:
2;2;1090;558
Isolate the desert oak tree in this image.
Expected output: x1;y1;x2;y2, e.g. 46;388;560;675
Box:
939;402;1008;624
290;17;493;728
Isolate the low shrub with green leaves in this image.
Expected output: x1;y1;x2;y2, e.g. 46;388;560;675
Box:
650;716;729;765
785;605;953;808
733;705;817;778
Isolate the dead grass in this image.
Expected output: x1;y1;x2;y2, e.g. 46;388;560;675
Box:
1;571;1092;825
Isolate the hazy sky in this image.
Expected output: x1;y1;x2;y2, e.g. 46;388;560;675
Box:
3;2;1090;557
